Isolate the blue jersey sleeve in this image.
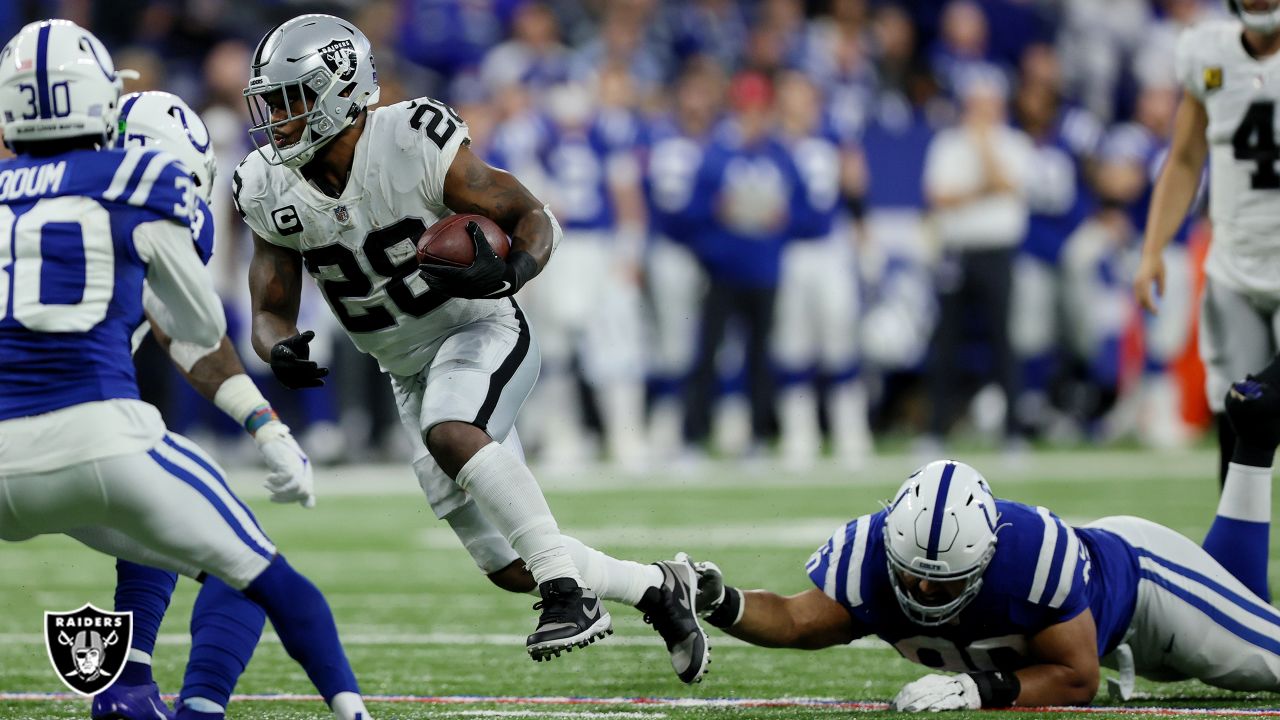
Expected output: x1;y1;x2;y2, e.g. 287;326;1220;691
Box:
191;198;214;265
805;512;886;639
992;502;1091;629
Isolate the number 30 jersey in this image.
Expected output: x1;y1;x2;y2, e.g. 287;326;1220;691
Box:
234;98;502;376
0;147;211;423
1177;19;1280;296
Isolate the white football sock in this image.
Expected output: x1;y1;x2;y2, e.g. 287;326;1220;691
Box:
1220;462;1273;523
331;691;371;720
183;698;224;714
561;535;664;606
127;649;152;665
455;441;581;585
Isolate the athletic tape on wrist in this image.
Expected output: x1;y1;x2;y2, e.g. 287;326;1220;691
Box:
969;671;1020;708
213;374;276;435
707;586;744;628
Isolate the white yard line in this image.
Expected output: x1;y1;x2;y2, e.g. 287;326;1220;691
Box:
1;692;1277;716
222;449;1221;498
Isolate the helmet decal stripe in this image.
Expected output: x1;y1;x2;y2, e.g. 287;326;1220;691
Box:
35;22;51;120
924;461;957;560
118;93;141;135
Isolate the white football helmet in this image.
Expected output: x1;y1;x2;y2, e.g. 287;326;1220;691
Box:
116;91;216;200
1227;0;1280;34
0;20;133;146
243;14;380;168
883;460;1000;626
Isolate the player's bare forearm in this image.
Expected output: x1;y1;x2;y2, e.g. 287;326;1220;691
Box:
249;234;304;362
444;144;553;272
1142;91;1208;258
724;589;854;650
1015;610;1100;706
150;320;247;402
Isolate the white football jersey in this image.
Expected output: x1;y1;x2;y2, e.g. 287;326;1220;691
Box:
1177;19;1280;296
234;98;503;375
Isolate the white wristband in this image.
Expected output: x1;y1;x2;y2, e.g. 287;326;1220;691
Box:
213;374;272;432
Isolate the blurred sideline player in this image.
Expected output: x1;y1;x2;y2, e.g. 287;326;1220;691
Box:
92;91;315;720
234;15;709;681
1136;0;1280;479
522;74;648;470
688;364;1280;709
642;60;719;459
1109;84;1197;449
772;71;872;470
0;20;368;720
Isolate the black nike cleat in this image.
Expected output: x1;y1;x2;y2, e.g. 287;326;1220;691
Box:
636;552;711;684
526;577;612;661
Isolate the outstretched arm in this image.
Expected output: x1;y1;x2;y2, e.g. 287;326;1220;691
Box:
719;588;857;650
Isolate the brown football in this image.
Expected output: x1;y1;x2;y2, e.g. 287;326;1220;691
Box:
416;214;510;268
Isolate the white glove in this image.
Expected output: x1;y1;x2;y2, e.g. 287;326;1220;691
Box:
892;673;981;712
254;421;315;508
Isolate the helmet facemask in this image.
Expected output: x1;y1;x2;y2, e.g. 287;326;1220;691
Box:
245;66;352;169
885;534;996;626
1232;0;1280;34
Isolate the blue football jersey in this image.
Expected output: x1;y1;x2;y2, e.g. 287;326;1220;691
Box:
0;147;200;421
1021;109;1099;264
806;500;1138;672
684;125;799;287
785;130;843;241
541;111;644;232
644;117;708;245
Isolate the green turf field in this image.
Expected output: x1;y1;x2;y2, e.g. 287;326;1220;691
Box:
3;448;1280;719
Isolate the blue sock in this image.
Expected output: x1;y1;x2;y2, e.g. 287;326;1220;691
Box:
1204;462;1272;601
180;576;266;708
242;555;359;703
114;559;178;682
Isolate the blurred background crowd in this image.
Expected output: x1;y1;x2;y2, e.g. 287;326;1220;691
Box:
0;0;1228;470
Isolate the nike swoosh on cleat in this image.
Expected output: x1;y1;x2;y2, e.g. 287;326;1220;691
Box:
583;598;601;619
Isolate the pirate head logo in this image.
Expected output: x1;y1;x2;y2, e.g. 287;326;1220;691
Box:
44;604;132;696
319;39;358;82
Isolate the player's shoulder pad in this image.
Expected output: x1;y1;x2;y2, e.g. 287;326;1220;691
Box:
230;149;272;221
96;146;198;222
380;96;469;150
993;500;1084;610
1176;19;1240;96
806;511;883;610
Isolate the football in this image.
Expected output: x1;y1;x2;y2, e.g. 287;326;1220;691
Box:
416;214;510;268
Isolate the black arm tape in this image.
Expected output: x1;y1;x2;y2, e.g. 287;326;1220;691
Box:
504;250;539;293
1232;437;1277;468
844;193;866;221
706;586;743;629
968;671;1020;708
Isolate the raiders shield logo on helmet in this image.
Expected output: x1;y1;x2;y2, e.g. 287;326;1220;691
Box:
319;38;358;81
44;604;132;696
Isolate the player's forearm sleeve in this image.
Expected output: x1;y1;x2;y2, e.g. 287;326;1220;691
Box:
134;219;226;348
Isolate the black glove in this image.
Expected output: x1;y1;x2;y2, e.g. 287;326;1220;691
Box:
418;221;537;299
270;330;329;389
1225;353;1280;467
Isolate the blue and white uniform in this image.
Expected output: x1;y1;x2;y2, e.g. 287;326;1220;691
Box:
0;147;276;589
644;117;709;394
773;127;858;377
807;501;1280;690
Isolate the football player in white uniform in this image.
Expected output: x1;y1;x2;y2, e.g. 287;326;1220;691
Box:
234;14;709;681
1135;0;1280;486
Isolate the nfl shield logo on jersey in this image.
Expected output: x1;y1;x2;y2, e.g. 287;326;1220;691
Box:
44;604;132;696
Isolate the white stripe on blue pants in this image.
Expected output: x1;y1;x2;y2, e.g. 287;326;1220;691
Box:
1087;515;1280;691
0;435;274;589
